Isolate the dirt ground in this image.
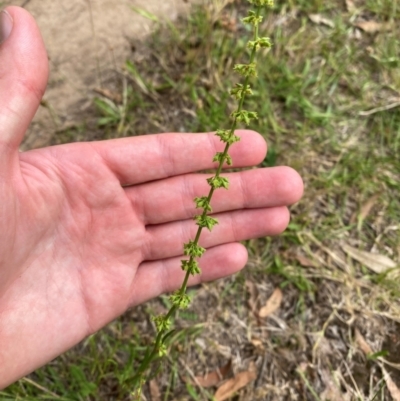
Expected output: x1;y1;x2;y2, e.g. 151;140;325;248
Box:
3;0;196;149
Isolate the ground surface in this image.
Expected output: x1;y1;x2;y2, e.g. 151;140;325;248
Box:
1;0;400;400
2;0;194;149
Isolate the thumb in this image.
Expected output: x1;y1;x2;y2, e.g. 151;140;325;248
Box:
0;6;48;159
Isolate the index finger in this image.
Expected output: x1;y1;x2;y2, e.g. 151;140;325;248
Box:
92;130;267;185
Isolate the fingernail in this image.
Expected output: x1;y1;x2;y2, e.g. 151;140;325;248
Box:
0;10;13;45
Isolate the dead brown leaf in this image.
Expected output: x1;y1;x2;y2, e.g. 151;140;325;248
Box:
149;379;161;401
259;288;283;318
319;369;347;401
355;20;391;33
214;362;257;401
296;254;317;268
342;243;397;274
278;348;298;364
93;87;122;104
251;337;264;350
359;194;380;221
219;14;238;32
245;280;258;313
355;328;373;355
345;0;356;12
195;360;232;388
297;362;308;373
308;14;335;28
351;194;380;224
304;231;349;272
382;366;400;401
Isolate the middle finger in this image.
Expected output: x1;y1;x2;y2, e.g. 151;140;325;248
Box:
126;166;303;225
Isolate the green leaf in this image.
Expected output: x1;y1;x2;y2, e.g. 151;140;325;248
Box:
181;259;201;275
152;315;172;332
194;196;212;212
131;6;159;22
207;176;230;189
157;344;167;357
194;215;219;231
215;129;241;145
170;291;191;309
185;382;202;400
183;241;206;257
248;0;274;6
162;329;176;344
233;63;257;78
213;152;233;166
242;10;263;26
94;98;119;118
125;60;151;95
230;83;253;100
248;36;273;50
231;110;258;125
367;350;389;360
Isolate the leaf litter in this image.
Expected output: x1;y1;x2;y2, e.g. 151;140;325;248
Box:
258;288;283;318
214;362;257;401
342;243;397;274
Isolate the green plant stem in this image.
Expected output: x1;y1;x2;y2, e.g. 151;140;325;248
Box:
131;3;264;394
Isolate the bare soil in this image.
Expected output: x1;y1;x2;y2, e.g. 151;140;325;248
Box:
4;0;195;149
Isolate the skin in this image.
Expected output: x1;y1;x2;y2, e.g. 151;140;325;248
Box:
0;6;303;388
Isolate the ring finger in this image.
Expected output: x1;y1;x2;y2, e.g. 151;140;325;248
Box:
141;206;289;261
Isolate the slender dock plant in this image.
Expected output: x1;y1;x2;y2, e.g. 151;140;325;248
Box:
131;0;273;396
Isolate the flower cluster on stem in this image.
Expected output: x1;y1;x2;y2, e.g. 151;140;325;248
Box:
131;1;273;397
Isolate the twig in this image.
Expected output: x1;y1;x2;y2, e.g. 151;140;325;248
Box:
22;378;61;398
359;100;400;116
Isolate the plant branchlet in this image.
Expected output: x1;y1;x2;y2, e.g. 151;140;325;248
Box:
131;1;273;397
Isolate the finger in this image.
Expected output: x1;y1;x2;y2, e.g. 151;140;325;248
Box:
0;7;48;161
130;242;248;306
142;206;289;261
92;130;267;185
128;166;303;225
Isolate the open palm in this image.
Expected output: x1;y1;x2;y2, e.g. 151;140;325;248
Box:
0;7;303;388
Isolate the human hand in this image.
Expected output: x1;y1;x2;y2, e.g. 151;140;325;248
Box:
0;7;303;388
